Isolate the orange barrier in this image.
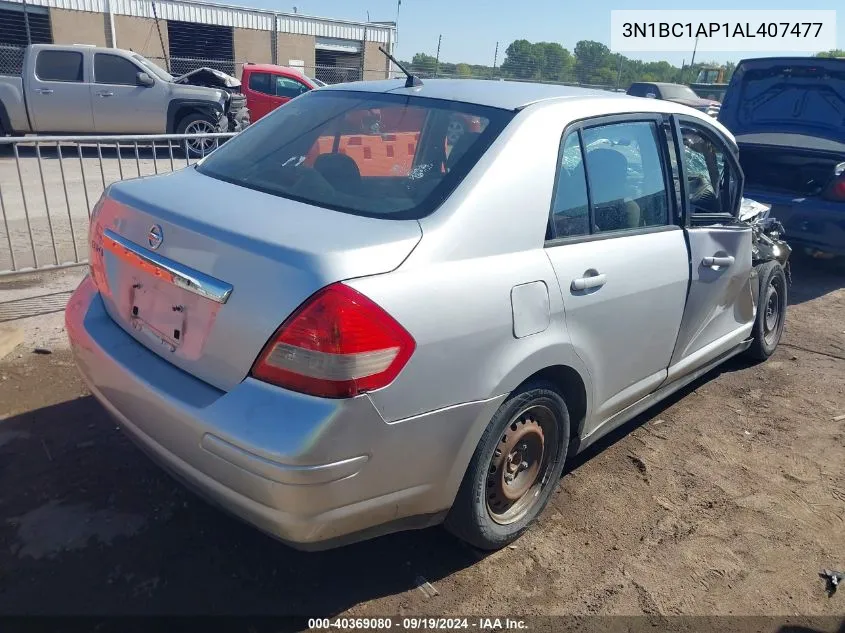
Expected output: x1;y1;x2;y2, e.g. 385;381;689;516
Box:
305;132;421;177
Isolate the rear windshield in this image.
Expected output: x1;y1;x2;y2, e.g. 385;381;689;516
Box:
196;90;514;220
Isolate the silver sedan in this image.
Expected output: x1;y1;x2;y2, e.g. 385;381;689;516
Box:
66;79;789;550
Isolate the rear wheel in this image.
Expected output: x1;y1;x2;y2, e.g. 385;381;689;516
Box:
445;382;570;550
747;261;787;360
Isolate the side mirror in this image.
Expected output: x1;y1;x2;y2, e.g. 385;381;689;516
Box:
136;72;154;87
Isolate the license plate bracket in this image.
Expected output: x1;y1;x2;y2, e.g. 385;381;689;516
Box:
130;280;186;350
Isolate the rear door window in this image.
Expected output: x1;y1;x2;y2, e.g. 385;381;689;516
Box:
582;121;669;233
196;91;513;220
550;133;590;238
36;50;84;82
548;118;672;241
248;72;272;95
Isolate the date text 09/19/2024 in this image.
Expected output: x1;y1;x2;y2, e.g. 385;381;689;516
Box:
308;617;529;630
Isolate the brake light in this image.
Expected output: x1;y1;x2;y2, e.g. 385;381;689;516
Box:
825;178;845;202
250;283;415;398
823;163;845;202
88;195;109;295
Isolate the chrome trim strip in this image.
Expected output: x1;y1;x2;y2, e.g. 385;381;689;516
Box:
103;229;233;304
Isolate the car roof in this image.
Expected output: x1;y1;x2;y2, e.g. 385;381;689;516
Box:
322;78;625;111
243;63;307;76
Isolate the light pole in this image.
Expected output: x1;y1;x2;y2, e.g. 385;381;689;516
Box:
395;0;401;60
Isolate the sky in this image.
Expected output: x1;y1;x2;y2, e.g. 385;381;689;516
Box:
213;0;841;66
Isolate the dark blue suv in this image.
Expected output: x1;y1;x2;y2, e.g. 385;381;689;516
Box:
719;57;845;256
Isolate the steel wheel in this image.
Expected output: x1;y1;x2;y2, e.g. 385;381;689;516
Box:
763;273;785;347
184;120;218;157
485;404;559;525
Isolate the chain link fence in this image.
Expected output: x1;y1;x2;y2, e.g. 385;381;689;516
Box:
0;43;25;76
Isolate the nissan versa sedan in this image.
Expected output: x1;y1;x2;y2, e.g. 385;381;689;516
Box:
66;79;789;551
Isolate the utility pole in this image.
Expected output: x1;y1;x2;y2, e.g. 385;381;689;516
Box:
434;34;441;77
689;36;699;82
493;41;498;78
151;1;169;72
615;55;623;90
394;0;401;61
22;0;32;45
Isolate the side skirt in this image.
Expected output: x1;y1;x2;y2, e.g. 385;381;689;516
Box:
576;338;753;453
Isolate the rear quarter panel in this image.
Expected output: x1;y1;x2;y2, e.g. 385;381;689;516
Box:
0;76;31;133
347;102;594;425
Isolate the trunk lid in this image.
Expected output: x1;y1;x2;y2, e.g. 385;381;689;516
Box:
719;57;845;143
91;167;422;391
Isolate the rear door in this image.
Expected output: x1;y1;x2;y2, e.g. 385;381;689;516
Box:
27;48;94;132
243;71;275;120
544;115;689;431
666;115;754;380
92;52;165;133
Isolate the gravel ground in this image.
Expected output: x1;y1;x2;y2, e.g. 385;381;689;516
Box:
0;254;843;621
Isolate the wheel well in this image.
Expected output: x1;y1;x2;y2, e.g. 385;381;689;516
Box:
518;365;587;438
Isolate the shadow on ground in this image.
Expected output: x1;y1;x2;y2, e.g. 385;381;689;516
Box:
0;392;480;616
786;251;845;306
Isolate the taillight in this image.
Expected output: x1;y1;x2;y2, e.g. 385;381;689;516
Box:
88;195;109;295
250;283;415;398
823;163;845;202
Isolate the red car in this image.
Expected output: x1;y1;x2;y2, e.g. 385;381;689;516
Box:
241;63;325;122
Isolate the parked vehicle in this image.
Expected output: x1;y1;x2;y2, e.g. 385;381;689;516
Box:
66;79;790;551
627;82;720;117
241;63;324;122
0;44;250;156
719;57;845;256
690;65;729;103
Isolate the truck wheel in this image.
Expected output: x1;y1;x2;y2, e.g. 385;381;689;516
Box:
445;381;570;550
176;113;219;158
747;261;787;361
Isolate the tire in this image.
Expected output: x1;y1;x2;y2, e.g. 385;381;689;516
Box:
176;112;220;158
746;261;788;361
445;381;570;550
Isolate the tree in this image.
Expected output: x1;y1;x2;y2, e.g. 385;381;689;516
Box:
534;42;573;81
501;39;540;79
455;63;472;77
816;49;845;58
410;52;437;75
573;40;612;84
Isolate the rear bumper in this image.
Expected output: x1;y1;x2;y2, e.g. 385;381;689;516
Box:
745;188;845;256
65;276;500;549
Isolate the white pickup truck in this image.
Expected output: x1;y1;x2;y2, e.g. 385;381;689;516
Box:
0;44;250;154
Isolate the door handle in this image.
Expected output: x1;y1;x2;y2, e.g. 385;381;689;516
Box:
571;273;607;291
701;255;735;268
96;91;114;97
36;88;54;94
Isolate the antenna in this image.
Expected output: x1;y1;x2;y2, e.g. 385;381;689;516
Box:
378;45;423;88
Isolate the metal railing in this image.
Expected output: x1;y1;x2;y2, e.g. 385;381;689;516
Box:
0;132;235;275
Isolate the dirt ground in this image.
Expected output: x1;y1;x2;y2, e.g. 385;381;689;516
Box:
0;254;843;621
